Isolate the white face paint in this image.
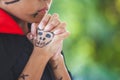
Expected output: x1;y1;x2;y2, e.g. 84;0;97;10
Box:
35;29;54;48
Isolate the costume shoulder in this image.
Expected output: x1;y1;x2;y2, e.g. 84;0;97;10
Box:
0;34;33;80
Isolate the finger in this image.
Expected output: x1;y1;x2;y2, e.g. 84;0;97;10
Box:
38;14;51;30
44;18;60;32
53;31;70;42
31;23;38;36
44;13;60;31
26;33;34;43
27;33;32;40
52;22;67;35
48;13;59;22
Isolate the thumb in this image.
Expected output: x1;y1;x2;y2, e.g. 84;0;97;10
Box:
31;23;38;36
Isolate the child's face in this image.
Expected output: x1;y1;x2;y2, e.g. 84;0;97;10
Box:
0;0;52;23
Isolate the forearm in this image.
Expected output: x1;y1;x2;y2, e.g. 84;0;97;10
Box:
50;54;71;80
18;47;50;80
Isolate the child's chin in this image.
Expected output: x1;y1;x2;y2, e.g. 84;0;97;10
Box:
27;18;42;23
33;17;43;23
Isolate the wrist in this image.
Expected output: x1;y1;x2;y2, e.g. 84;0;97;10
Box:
32;47;51;61
49;54;64;68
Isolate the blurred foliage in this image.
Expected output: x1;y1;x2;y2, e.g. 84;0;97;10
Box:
49;0;120;80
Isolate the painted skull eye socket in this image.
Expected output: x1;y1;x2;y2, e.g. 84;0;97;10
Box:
46;34;51;38
40;37;42;40
38;32;43;36
43;38;46;41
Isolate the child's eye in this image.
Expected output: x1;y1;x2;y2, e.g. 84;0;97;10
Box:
5;0;20;4
33;13;38;18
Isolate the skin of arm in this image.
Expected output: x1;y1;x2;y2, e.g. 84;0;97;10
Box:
18;47;50;80
49;53;71;80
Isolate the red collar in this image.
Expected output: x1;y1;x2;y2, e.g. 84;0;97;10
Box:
0;9;24;35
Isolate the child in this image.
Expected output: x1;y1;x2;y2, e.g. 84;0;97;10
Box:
0;0;72;80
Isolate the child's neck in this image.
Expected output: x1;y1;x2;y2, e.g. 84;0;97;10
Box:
10;14;29;35
18;21;29;35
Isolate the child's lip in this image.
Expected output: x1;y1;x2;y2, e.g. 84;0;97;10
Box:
37;7;48;15
38;7;48;12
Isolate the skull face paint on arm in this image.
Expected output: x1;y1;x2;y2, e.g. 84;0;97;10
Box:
35;28;54;48
5;0;20;4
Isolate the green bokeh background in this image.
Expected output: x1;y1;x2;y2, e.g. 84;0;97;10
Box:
49;0;120;80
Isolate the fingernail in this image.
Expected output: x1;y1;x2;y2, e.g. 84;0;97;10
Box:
30;34;33;39
31;23;38;35
44;25;50;31
34;36;37;40
31;23;35;27
54;29;61;34
38;23;44;30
